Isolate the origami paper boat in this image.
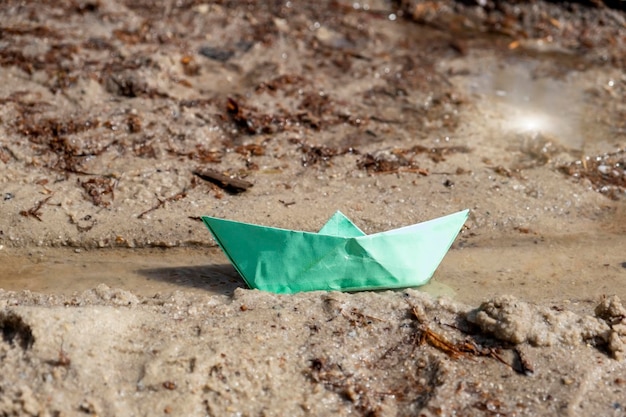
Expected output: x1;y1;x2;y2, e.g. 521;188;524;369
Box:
202;209;469;294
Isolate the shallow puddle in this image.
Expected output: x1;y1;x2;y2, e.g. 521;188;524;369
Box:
470;61;585;148
0;247;243;297
449;53;622;157
432;232;626;304
2;231;624;305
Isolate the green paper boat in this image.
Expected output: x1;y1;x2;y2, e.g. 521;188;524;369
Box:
202;209;469;294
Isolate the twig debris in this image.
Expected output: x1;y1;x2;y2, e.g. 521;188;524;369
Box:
193;168;253;194
19;196;53;221
138;190;188;219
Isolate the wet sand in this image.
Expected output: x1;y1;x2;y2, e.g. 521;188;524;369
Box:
2;232;626;305
1;0;626;415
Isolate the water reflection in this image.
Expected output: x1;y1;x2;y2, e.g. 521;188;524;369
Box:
469;58;587;150
137;264;243;295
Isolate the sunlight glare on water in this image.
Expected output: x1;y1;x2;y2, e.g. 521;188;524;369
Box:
467;58;590;150
508;110;553;135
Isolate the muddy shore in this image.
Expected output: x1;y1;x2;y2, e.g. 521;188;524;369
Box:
1;0;626;415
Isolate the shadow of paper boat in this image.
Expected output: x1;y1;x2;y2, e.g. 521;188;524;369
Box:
202;209;469;294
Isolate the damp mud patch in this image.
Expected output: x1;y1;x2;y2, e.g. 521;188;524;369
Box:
0;311;34;350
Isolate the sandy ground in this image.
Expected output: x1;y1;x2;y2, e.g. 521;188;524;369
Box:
2;287;626;416
1;0;626;415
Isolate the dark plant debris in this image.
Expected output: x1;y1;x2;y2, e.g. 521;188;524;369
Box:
308;302;532;416
167;145;223;164
559;149;626;200
132;137;157;159
358;145;471;175
289;139;357;167
193;168;253;194
225;92;365;136
16;116;99;140
308;351;442;416
234;143;266;158
409;305;533;375
514;133;567;170
255;74;306;95
13;115;111;174
46;339;71;368
104;71;168;99
0;146;17;163
80;176;116;208
138;190;189;219
309;356;430;416
400;0;626;67
126;114;142;134
358;153;428;175
278;199;296;207
19;196;53;222
490;165;525;180
411;145;472;163
198;46;235;63
226;97;285;135
514;346;535;376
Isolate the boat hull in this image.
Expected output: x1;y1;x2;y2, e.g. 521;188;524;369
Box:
202;209;469;294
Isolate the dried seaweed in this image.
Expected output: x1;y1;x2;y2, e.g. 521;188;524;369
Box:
308;354;442;416
16;116;98;141
0;49;41;74
357;144;470;175
234;144;265;157
357;153;429;175
559;149;626;199
126;114;142;133
254;74;305;94
104;70;168;98
410;305;532;376
225;93;361;135
132;137;157;159
296;91;334;127
226;97;285;135
80;177;116;207
1;25;62;39
514;133;566;169
0;31;84;91
290;139;356;167
490;165;524;180
13;114;108;173
410;145;472;163
138;190;188;219
19;196;53;221
308;305;449;415
167;144;222;164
